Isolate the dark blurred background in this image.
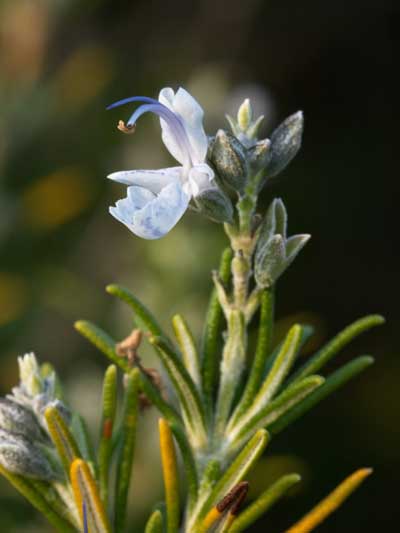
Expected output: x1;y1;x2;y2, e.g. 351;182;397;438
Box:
0;0;397;531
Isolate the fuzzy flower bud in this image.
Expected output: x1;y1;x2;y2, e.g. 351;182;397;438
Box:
194;186;234;224
210;130;248;191
255;198;310;287
265;111;304;177
0;399;44;442
0;429;56;480
237;99;253;131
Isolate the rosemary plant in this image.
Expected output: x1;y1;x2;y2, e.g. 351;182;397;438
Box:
0;89;383;532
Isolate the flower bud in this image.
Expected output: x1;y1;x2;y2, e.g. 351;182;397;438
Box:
266;111;303;177
194;186;234;224
0;429;56;480
257;198;287;248
255;198;310;288
18;353;43;396
0;399;44;442
255;235;286;288
210;130;248;191
237;99;253;131
248;138;271;172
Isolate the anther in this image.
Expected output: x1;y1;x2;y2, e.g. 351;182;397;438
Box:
216;481;249;513
117;120;136;134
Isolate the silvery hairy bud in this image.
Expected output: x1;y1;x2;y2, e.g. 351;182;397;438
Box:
195;185;234;224
237;98;253;131
9;353;69;432
255;198;310;288
210;130;248;192
0;399;44;442
18;353;43;396
226;99;265;146
248;138;271;173
265;111;303;178
0;429;56;480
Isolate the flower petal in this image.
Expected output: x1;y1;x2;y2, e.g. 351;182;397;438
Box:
185;163;215;197
159;87;208;165
107;167;183;194
109;182;190;240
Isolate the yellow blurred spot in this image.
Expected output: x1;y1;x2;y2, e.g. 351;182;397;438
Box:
0;0;49;84
0;273;28;325
52;45;114;112
23;168;92;229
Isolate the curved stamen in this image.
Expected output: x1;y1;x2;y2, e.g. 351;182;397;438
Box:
106;96;159;110
107;96;192;167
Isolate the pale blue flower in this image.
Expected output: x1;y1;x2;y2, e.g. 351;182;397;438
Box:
107;88;215;239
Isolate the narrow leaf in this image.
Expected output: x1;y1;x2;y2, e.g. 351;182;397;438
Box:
215;310;247;436
0;464;75;532
201;247;232;410
150;336;207;449
44;406;81;474
269;355;374;435
234;288;274;420
106;284;166;338
231;320;303;435
98;365;118;506
70;458;111;533
114;368;140;533
229;473;301;532
284;468;372;533
231;376;323;449
145;510;164;533
250;324;303;405
71;414;96;469
159;418;180;533
31;479;80;529
172;314;201;389
137;372;199;505
290;315;384;384
75;320;130;373
193;429;269;530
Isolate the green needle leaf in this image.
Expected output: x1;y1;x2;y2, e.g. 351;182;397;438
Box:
289;315;384;384
106;284;167;339
114;368;140;533
150;336;208;450
172;314;202;389
229;323;303;432
134;371;199;504
192;429;270;531
75;320;130;373
234;288;274;420
98;365;118;506
201;247;232;410
31;479;80;529
0;464;75;532
44;406;81;475
231;376;324;450
229;473;301;532
145;509;164;533
215;310;247;436
71;413;97;473
269;355;374;435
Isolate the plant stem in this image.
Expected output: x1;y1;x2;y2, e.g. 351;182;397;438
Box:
213;176;260;439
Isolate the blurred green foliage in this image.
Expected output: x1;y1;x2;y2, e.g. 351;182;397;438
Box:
0;0;397;531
